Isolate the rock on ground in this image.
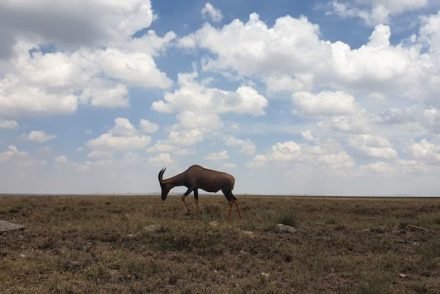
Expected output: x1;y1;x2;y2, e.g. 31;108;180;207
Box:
276;224;297;233
241;230;255;238
209;221;219;227
144;224;163;233
0;220;25;233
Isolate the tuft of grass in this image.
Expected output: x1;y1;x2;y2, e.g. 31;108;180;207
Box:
203;204;223;219
274;210;297;227
356;272;391;294
418;239;440;260
369;226;385;234
334;224;346;231
398;221;409;230
85;263;112;283
326;218;337;225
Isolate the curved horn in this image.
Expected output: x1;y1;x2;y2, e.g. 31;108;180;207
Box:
158;167;166;184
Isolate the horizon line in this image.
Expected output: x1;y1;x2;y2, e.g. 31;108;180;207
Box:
0;193;439;198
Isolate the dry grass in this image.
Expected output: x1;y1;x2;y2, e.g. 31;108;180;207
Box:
1;195;440;293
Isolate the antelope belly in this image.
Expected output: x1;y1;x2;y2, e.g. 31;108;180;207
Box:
201;186;221;193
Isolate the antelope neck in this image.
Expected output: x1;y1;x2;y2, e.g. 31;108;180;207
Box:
163;172;186;187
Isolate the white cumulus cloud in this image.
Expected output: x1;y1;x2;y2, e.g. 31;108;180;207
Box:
0;73;78;117
248;141;302;167
361;161;394;174
0;119;18;129
409;139;440;163
152;71;267;147
149;152;173;166
24;130;56;143
87;117;152;156
0;0;155;57
327;0;428;26
224;136;256;155
349;134;398;159
204;150;229;161
152;72;267;116
139;119;159;134
0;145;27;162
293;91;357;116
0;0;174;118
201;3;223;23
270;141;302;161
178;13;427;102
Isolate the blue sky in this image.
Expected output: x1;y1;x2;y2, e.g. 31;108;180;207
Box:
1;0;440;195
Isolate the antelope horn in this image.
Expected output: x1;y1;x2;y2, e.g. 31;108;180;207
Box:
158;167;166;184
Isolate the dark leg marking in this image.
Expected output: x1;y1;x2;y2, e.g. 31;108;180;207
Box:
194;189;200;215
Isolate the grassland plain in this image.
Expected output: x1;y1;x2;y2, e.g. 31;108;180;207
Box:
0;195;440;293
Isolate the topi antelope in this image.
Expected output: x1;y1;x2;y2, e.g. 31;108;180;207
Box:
158;165;241;219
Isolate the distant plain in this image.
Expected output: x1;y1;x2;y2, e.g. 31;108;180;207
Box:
1;195;439;293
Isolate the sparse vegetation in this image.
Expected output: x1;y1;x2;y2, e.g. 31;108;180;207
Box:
0;195;439;293
274;210;297;227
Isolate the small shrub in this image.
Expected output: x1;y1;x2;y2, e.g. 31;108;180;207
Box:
8;207;21;213
275;210;297;227
168;274;179;285
369;226;385;234
334;224;346;231
357;273;390;294
417;213;440;226
109;207;123;214
37;237;57;250
418;239;440;260
85;264;112;283
357;282;387;294
155;234;193;252
398;221;409;230
408;282;429;293
326;218;337;225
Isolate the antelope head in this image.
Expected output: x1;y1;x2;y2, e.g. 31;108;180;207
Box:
158;167;171;200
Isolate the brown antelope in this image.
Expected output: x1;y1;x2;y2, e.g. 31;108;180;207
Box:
158;165;241;219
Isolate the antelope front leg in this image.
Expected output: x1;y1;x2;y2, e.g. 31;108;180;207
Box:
181;195;191;214
227;201;233;221
233;200;242;219
182;188;193;214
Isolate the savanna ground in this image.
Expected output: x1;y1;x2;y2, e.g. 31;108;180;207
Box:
1;195;440;293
